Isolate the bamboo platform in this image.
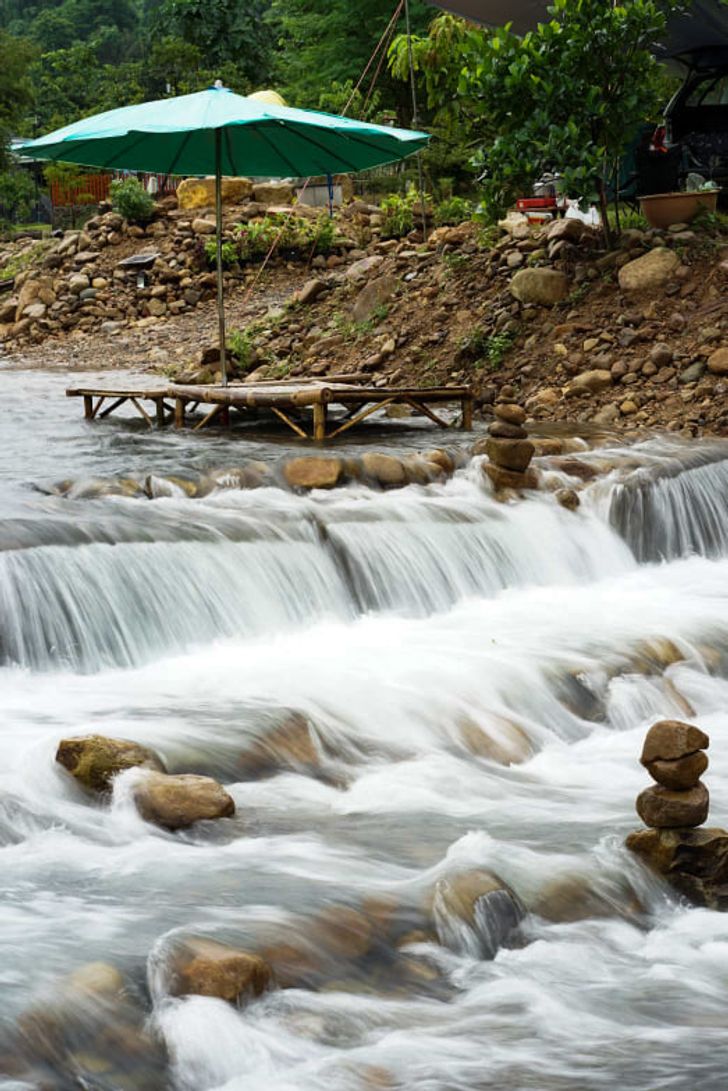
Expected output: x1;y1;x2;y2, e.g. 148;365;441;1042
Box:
67;379;473;440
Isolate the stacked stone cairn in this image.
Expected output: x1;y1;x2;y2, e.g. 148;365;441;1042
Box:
626;719;728;909
635;719;709;829
483;385;537;492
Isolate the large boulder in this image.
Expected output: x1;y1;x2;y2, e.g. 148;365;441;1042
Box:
351;275;399;323
360;452;407;487
626;826;728;909
283;457;343;490
169;937;272;1004
56;734;164;793
133;771;235;830
618;247;679;292
238;712;323;779
485;436;534;472
509;268;569;306
177;176;253;209
252;181;294;205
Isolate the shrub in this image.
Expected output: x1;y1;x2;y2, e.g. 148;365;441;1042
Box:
109;177;156;224
235;212;337;262
379;188;418;239
0;168;35;224
203;237;237;268
434;195;473;227
228;327;255;372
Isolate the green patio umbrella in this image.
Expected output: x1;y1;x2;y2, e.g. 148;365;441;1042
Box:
18;82;429;385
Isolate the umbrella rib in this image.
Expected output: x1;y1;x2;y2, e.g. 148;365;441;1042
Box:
224;127;238;177
100;132;154;169
254;124;302;177
166;129;195;176
275;125;361;173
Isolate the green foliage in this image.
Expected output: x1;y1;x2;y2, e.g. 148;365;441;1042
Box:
204;237;238;268
269;0;431;113
434;195;473;226
481;330;516;370
317;79;383;124
0;167;35;223
458;325;516;370
236;212;336;262
0;239;48;278
380;186;422;238
228;326;256;372
156;0;274;83
109;177;155;223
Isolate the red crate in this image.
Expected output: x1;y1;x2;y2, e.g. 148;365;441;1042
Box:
516;197;558;211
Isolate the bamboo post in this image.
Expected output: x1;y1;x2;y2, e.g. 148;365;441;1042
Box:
214;126;228;388
83;394;93;419
155;398;166;427
174;397;185;429
461;395;473;431
313;400;328;442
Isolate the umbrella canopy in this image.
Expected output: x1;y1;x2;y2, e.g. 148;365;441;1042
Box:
425;0;728;62
18;84;429;387
17;84;428;177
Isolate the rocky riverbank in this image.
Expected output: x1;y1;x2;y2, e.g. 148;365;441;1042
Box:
2;185;728;439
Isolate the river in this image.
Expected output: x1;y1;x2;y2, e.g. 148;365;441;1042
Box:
2;368;728;1091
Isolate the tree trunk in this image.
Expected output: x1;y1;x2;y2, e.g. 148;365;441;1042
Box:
597;176;613;250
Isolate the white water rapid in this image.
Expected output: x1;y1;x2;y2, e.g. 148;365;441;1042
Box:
2;371;728;1091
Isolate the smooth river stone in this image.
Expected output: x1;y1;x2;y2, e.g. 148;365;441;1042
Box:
488;421;528;440
645;750;708;791
640;720;709;764
133;771;235;830
494;403;527;426
485;437;535;472
636;782;709;829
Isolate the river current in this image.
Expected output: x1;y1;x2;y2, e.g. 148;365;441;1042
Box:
2;369;728;1090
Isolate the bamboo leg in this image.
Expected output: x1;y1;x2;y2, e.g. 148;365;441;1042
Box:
91;397;106;420
98;396;127;419
174;398;186;428
130;397;153;428
403;397;450;428
219;405;230;427
313;401;328;442
155;399;166;427
461;395;473;430
193;403;223;431
271;406;310;439
83;394;93;419
327;398;397;439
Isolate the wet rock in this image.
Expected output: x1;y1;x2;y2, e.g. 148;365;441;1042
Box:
485;436;535;472
509;268;569;306
626;826;728;909
351;274;399;323
618;247;679;292
458;714;533;765
645;751;708;791
494;403;527;426
170;937;272;1003
640;720;709;764
533;874;642;923
423;448;456;475
360;452;407;488
283;456;343;490
556;487;580;511
56;734;164;793
489;420;528;439
707;347;728;376
430;869;524;959
238;712;323;779
636;782;709;828
133;771;235;830
484;463;539;492
313;906;373;959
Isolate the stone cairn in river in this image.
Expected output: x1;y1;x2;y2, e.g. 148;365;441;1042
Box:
483;385;537;492
626;719;728;909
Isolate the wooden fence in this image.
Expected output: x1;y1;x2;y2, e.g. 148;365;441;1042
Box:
50;173;180;208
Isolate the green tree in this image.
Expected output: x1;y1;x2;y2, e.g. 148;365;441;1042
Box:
0;29;36;159
392;1;683;243
0;166;35;222
156;0;275;84
270;0;431;115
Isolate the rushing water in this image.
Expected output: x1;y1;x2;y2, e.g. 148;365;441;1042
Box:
2;369;728;1090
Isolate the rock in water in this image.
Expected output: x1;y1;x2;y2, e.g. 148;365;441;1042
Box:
626;827;728;910
56;734;165;793
645;750;708;790
133;771;235;830
636;782;709;828
640;719;709;763
430;868;524;958
170;937;272;1003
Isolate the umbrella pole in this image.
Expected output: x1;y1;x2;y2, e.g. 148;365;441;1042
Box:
214;129;228;388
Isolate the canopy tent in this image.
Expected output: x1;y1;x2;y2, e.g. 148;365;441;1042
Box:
425;0;728;62
18;83;429;386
